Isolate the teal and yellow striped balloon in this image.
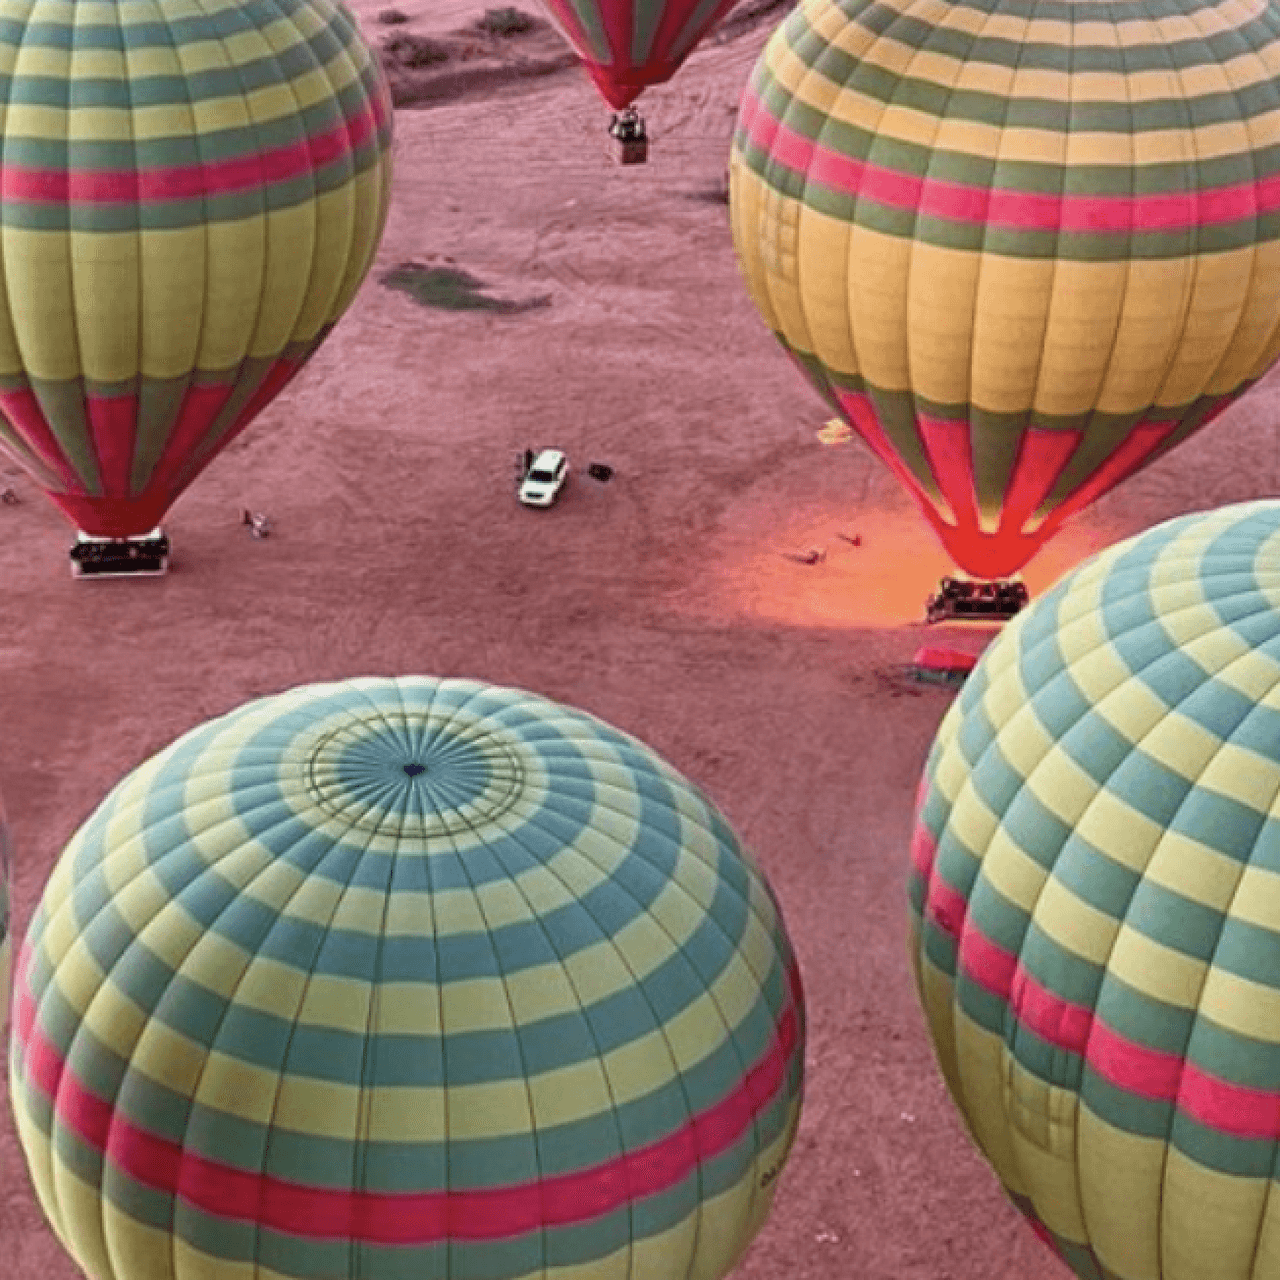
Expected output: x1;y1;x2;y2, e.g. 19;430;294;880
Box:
9;675;805;1280
909;500;1280;1280
0;0;393;539
730;0;1280;580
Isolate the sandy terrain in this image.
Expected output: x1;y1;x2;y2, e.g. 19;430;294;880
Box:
3;4;1277;1278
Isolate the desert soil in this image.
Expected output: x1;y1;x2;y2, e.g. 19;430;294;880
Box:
2;3;1276;1278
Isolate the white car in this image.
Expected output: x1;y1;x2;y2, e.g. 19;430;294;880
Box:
519;449;569;507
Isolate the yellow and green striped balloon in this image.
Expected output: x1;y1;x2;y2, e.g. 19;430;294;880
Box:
909;500;1280;1279
9;675;805;1280
730;0;1280;580
0;0;393;539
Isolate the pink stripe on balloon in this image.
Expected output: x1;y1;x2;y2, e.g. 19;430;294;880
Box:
85;393;138;497
917;412;979;530
1;95;388;205
999;428;1081;530
13;951;802;1244
0;388;86;492
910;818;938;885
741;97;1273;234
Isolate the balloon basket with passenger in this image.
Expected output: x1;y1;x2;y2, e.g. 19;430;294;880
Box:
925;574;1028;625
608;108;648;164
69;528;170;579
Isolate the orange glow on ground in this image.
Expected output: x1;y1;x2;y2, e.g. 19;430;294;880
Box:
691;502;1124;631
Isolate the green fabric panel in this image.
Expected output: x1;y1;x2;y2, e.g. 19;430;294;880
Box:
130;374;192;495
633;0;664;63
969;418;1025;526
27;376;102;493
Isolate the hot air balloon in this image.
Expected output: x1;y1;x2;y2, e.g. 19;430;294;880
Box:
9;675;805;1280
909;499;1280;1280
0;0;394;576
540;0;739;161
730;0;1280;621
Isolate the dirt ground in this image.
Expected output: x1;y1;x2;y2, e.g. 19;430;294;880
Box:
3;4;1279;1278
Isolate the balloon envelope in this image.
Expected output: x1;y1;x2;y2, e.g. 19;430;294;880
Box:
540;0;738;109
730;0;1280;579
9;675;804;1280
909;500;1280;1278
0;0;394;538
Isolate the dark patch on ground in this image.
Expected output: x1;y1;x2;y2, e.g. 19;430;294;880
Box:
471;6;540;35
379;262;553;315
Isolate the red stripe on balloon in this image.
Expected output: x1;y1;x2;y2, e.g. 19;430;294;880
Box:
1039;420;1178;529
12;951;802;1244
0;388;86;491
909;818;938;886
135;381;239;502
85;393;139;497
999;428;1081;532
955;920;1280;1140
917;413;980;533
740;91;1276;235
1;96;388;205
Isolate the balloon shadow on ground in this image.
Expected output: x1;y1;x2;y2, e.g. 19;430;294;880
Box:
379;262;552;314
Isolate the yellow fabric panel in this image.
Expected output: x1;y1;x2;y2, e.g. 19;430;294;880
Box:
946;786;1001;871
729;160;783;338
969;255;1057;416
1006;1104;1087;1242
663;988;736;1073
1033;259;1132;418
1196;738;1280;809
1086;677;1174;751
982;709;1053;792
4;229;80;381
194;213;271;371
953;1016;1028;1194
1159;248;1257;406
1033;875;1122;969
1075;1104;1166;1279
1107;922;1208;1010
1024;742;1103;829
138;227;207;380
1218;239;1280;387
688;1172;762;1280
1197;957;1280;1044
174;1235;261;1280
1095;257;1192;412
1162;1145;1270;1280
1055;618;1129;707
101;1205;175;1280
848;222;913;391
905;240;981;407
1072;787;1166;875
328;158;394;319
1144;829;1244;913
979;837;1051;919
9;1101;59;1241
190;1048;284;1126
1139;710;1227;791
364;1080;448;1146
795;204;857;378
1222;863;1280;933
525;1057;616;1133
627;1207;701;1280
49;1159;109;1280
443;1078;536;1144
285;179;355;345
